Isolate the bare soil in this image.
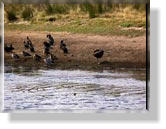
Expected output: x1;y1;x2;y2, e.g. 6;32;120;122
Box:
4;30;146;70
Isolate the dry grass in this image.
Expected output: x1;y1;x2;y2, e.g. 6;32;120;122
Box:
4;5;146;37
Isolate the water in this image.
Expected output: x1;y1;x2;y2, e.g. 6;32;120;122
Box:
4;66;146;112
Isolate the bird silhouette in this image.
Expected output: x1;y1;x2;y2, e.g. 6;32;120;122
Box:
60;40;66;49
30;46;35;53
33;54;41;61
49;54;58;63
44;55;54;65
27;36;33;47
22;51;31;57
47;34;54;46
43;47;50;56
63;47;68;54
43;41;51;48
93;49;104;62
60;40;68;54
11;53;19;60
23;41;29;49
5;44;14;53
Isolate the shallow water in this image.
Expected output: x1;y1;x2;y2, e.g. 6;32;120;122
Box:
4;66;146;112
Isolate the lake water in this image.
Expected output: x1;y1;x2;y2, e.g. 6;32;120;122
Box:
4;66;146;112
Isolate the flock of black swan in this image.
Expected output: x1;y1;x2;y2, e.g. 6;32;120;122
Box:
5;34;104;65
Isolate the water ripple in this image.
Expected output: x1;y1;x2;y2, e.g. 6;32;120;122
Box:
4;67;146;111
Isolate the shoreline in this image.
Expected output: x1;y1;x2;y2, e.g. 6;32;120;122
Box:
5;56;146;71
4;30;146;70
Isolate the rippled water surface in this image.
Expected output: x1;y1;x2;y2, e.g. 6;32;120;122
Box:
4;66;146;112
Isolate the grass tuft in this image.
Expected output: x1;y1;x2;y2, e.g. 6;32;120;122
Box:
120;22;133;28
22;7;33;20
4;4;146;37
6;10;17;21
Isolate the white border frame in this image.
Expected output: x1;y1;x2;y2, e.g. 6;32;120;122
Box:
0;2;4;112
0;0;157;122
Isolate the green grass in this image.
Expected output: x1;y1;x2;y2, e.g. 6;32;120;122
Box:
4;4;146;37
120;22;133;27
5;16;146;37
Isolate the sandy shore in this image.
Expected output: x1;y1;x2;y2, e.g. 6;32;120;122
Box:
4;30;146;70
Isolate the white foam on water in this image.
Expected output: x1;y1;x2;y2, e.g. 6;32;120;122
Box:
5;69;145;87
4;68;146;111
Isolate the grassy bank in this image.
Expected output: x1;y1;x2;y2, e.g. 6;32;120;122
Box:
5;4;146;37
4;4;146;70
5;17;145;37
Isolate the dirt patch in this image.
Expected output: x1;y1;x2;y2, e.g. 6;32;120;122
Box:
4;30;146;70
121;27;145;31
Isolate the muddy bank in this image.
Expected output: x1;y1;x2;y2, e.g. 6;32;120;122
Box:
4;30;146;70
